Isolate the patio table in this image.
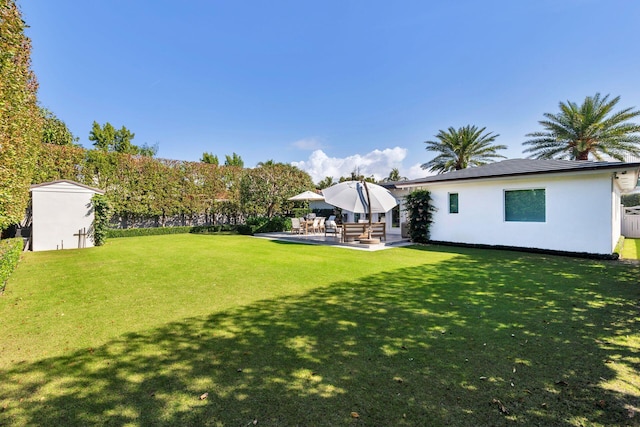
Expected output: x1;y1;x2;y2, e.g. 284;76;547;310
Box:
305;220;315;234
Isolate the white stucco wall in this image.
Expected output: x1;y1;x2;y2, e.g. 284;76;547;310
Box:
611;182;622;250
31;181;101;251
418;172;616;255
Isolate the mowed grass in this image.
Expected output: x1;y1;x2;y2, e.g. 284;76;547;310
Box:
0;234;639;426
623;238;640;260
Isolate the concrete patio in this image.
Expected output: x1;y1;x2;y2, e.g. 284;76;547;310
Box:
254;231;412;251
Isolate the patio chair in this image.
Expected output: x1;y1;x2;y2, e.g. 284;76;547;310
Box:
310;217;321;234
318;217;326;233
325;218;341;238
291;217;303;234
299;217;309;234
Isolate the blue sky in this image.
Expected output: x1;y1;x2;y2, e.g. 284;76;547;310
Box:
21;0;640;182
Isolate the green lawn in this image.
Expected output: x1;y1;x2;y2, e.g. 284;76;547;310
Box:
1;234;639;426
623;238;640;260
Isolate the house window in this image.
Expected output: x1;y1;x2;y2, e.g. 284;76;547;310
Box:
449;193;459;214
391;205;400;228
504;189;545;222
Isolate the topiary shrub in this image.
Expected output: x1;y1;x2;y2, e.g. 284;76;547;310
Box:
405;189;436;244
0;238;23;293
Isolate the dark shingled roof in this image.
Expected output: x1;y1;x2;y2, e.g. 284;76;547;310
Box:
395;159;640;187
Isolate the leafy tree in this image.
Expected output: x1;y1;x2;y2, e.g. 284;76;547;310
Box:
89;121;117;151
201;152;219;165
421;125;506;174
240;164;314;218
138;143;158;157
382;168;406;182
523;93;640;161
0;1;42;230
224;152;244;167
317;176;335;189
89;121;156;156
40;107;78;145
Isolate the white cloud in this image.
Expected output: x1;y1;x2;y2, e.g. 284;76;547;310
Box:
291;137;324;150
406;163;431;179
292;147;427;184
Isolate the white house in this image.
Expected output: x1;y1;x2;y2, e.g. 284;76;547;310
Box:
29;180;105;252
391;159;640;257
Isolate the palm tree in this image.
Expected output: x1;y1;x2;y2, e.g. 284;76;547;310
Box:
317;176;335;189
421;125;506;173
382;168;407;182
523;93;640;161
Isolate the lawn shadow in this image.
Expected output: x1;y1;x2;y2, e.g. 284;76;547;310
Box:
1;246;638;426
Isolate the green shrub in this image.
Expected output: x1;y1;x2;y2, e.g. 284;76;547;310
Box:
190;225;237;234
92;194;112;246
405;189;436;244
255;216;288;233
622;193;640;207
0;238;23;293
237;225;254;235
237;216;289;235
106;225;238;239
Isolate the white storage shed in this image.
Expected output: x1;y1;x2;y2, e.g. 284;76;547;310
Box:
29;180;105;252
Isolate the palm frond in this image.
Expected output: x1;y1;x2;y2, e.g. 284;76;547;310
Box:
423;125;505;173
523;93;640;160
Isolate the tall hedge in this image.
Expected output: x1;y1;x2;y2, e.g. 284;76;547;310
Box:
0;1;42;231
33;144;250;225
32;144;320;227
0;237;22;293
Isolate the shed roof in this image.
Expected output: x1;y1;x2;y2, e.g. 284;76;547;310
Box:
30;180;105;194
395;159;640;191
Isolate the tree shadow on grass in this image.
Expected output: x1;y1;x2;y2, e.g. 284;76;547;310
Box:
1;246;638;426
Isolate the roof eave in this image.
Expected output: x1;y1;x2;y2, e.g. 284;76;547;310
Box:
396;162;640;188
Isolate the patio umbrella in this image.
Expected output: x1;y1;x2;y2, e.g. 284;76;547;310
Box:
322;181;397;242
287;190;325;202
